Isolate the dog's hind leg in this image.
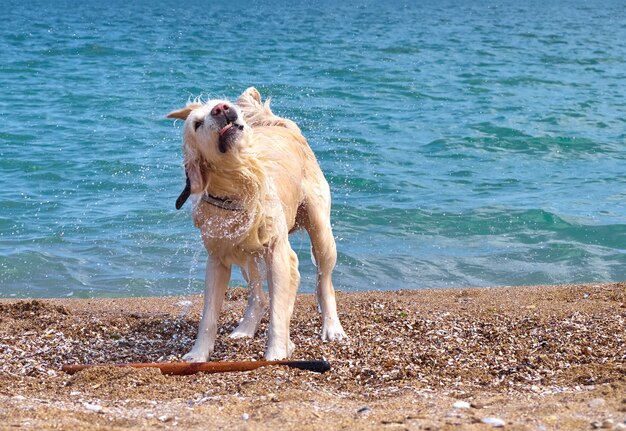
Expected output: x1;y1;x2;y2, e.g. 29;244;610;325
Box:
229;257;267;338
183;256;231;362
264;237;299;360
305;205;347;342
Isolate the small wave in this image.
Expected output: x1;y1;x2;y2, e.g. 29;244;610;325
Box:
429;123;619;157
39;44;136;57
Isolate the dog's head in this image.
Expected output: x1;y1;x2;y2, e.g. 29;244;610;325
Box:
167;99;249;196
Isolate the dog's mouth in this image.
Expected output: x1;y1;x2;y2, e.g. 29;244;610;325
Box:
219;121;244;137
218;121;244;153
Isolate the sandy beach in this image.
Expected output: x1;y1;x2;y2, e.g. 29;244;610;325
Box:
0;282;624;430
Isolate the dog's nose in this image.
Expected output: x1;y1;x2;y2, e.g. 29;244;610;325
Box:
211;102;238;123
211;103;231;117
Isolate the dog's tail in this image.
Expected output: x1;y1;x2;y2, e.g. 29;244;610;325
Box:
237;87;301;133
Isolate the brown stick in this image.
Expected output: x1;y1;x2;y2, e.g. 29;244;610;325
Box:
61;360;331;376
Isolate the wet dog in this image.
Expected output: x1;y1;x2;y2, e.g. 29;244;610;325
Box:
167;88;346;360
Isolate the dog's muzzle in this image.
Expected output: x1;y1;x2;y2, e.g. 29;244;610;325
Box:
211;103;244;153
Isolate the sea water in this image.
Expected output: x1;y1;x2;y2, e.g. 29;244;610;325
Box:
1;0;625;297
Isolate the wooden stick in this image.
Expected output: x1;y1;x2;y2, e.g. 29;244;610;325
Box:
61;360;331;376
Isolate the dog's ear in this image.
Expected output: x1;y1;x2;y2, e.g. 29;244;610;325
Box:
166;103;202;120
186;162;204;194
175;164;206;208
184;149;206;195
237;87;262;106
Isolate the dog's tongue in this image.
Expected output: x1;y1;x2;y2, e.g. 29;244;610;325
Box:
219;123;233;136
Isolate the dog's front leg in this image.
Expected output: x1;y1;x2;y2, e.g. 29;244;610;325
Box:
264;237;299;360
183;256;231;362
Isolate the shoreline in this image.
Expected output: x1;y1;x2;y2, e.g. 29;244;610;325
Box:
1;282;624;430
4;279;621;301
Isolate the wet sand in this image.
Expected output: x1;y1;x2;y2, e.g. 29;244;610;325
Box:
1;282;624;430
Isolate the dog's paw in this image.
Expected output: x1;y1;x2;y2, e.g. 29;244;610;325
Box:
288;340;295;357
182;349;210;363
229;311;264;339
321;321;348;342
264;348;285;361
228;325;256;339
264;340;294;361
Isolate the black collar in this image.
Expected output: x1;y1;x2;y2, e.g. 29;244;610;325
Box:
175;171;243;211
200;193;244;211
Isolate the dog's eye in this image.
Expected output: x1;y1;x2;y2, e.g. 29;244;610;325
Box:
194;120;204;131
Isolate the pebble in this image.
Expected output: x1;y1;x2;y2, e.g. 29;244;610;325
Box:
481;417;506;427
83;403;103;413
591;419;616;430
470;401;486;409
241;413;249;421
600;419;613;429
453;401;471;409
613;423;626;430
589;398;606;409
357;406;371;414
158;415;173;423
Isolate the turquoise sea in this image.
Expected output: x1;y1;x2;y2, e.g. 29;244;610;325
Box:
1;0;625;298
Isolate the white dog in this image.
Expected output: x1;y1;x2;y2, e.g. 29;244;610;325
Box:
167;88;346;361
